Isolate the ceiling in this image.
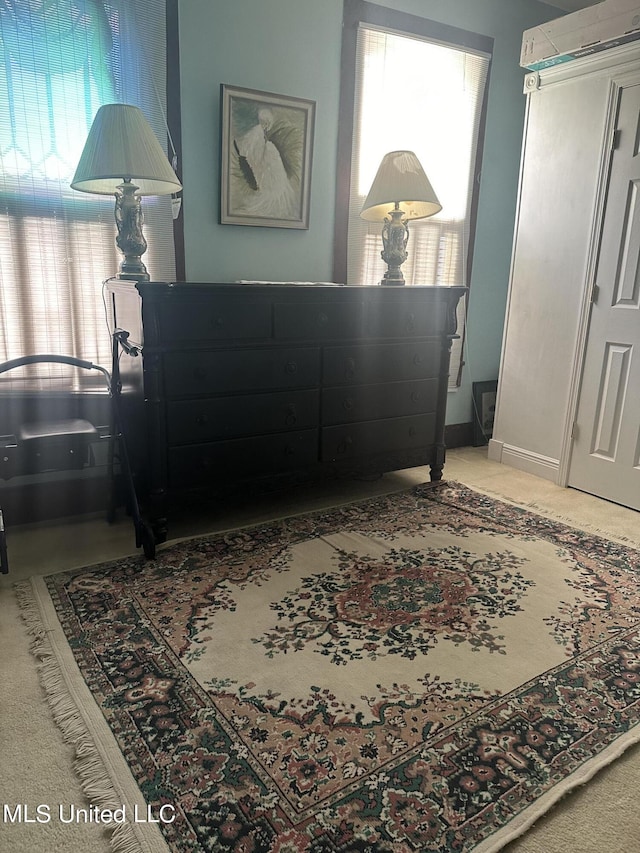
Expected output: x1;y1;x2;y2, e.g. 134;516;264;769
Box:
548;0;601;11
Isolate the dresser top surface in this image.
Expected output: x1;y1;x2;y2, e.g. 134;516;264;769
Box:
107;280;467;301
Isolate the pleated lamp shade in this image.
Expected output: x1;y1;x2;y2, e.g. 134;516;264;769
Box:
71;103;182;196
360;150;441;221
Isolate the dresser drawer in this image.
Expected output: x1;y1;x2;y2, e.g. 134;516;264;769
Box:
157;297;272;342
167;390;319;444
365;296;447;338
322;341;441;386
322;379;438;426
168;429;319;488
163;347;321;397
321;414;436;462
274;301;365;340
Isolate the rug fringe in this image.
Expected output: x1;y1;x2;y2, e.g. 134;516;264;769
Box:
524;504;639;547
447;482;640;548
14;579;154;853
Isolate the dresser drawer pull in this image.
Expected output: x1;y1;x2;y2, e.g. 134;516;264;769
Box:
284;444;296;456
342;397;354;411
411;391;421;403
413;354;423;366
409;426;417;437
285;360;298;375
317;312;329;326
405;313;416;333
343;358;356;380
212;316;225;327
285;405;298;426
337;436;353;454
195;414;209;426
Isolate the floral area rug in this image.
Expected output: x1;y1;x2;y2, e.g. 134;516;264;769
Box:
19;482;640;852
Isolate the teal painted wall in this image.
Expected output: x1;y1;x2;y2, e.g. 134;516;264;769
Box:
177;0;563;426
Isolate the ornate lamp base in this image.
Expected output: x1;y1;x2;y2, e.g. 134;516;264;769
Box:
381;268;406;286
115;180;150;282
380;205;409;286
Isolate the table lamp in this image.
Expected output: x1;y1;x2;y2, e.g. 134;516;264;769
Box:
360;150;441;285
71;103;182;281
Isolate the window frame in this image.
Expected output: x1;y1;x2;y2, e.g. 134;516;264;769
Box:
333;0;493;355
166;0;185;281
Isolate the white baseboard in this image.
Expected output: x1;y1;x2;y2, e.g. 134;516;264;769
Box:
488;439;559;482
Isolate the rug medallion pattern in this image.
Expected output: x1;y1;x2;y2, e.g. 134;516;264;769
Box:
44;483;640;852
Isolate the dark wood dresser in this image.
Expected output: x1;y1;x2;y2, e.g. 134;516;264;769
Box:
107;281;465;544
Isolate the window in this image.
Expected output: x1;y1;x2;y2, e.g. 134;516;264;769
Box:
335;0;492;387
0;0;178;385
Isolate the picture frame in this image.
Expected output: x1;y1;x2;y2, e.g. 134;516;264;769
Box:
472;380;498;447
220;84;315;229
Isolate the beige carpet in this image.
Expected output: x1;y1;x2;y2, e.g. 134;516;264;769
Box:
1;447;639;853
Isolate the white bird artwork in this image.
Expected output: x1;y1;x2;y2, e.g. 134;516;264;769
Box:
233;108;299;219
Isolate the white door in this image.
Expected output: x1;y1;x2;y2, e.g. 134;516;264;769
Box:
568;82;640;511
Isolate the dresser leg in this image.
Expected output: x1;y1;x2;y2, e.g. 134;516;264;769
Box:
152;518;168;544
147;489;168;544
430;445;446;481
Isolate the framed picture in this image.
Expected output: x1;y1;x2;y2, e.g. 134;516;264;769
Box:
472;380;497;446
220;85;315;229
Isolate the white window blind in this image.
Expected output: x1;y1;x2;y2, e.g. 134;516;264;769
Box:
347;26;490;387
0;0;176;387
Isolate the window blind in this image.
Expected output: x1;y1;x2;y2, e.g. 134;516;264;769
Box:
347;25;490;387
0;0;175;387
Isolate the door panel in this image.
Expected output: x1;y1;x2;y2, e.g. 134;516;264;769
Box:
568;83;640;511
591;343;631;460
